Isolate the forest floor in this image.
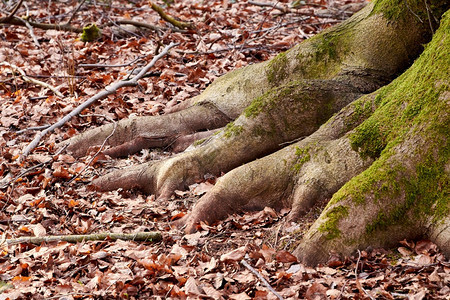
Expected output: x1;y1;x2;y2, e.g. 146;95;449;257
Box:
0;0;449;298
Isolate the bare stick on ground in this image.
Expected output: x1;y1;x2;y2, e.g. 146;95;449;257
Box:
21;42;178;157
4;232;162;245
1;62;63;97
149;1;192;29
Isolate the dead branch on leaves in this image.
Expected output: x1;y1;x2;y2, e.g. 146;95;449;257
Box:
3;232;162;245
21;42;178;157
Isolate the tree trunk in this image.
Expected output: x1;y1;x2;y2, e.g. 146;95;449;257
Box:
65;0;449;265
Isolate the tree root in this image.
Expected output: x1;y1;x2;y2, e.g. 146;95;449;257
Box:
67;1;450;265
91;80;363;198
65;102;230;157
178;95;376;232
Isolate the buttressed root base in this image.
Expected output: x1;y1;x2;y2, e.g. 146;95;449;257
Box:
65;0;449;265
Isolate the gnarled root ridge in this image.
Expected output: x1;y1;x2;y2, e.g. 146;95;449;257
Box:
64;102;231;157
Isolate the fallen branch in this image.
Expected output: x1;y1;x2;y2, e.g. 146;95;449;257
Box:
5;232;162;245
241;259;284;300
105;19;166;33
149;1;192;29
0;16;165;34
5;0;24;21
78;56;144;68
22;42;178;157
0;62;63;97
248;0;289;13
0;15;83;32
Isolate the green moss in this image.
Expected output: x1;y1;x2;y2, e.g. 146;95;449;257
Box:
346;96;375;130
348;7;449;161
314;35;338;61
318;205;349;240
293;26;351;80
243;82;300;118
266;51;288;84
371;0;448;22
193;138;207;146
365;150;449;234
292;146;311;172
80;24;101;42
223;122;243;138
349;118;387;159
244;93;267;118
330;12;450;239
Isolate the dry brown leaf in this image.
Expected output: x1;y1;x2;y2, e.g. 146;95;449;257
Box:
183;277;202;296
31;223;46;237
305;282;327;300
229;292;251;300
220;246;247;262
275;250;298;263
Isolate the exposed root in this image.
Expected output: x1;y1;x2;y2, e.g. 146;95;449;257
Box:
178;95;376;232
92;80;363;198
65;102;231;157
67;1;449;266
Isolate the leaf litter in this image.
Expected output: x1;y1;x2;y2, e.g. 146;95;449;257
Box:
0;0;449;298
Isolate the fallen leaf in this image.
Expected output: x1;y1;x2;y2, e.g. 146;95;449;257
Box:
305;282;327;300
220;246;246;262
275;250;298;263
31;224;46;237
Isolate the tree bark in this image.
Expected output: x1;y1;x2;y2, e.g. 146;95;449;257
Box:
66;0;449;265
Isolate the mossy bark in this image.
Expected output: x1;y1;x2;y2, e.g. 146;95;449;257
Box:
295;14;449;264
66;0;434;157
67;0;449;265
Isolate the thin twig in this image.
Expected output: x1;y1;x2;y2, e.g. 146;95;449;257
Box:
0;15;167;34
106;15;142;38
78;56;144;68
22;42;178;157
67;114;117;184
22;2;40;47
247;0;338;18
248;0;288;13
403;0;422;23
241;259;284;300
176;44;283;55
423;0;434;34
3;232;162;245
16;124;51;134
28;74;85;79
0;62;63;97
355;250;375;300
22;18;40;47
6;0;24;20
149;1;192;29
66;0;88;25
